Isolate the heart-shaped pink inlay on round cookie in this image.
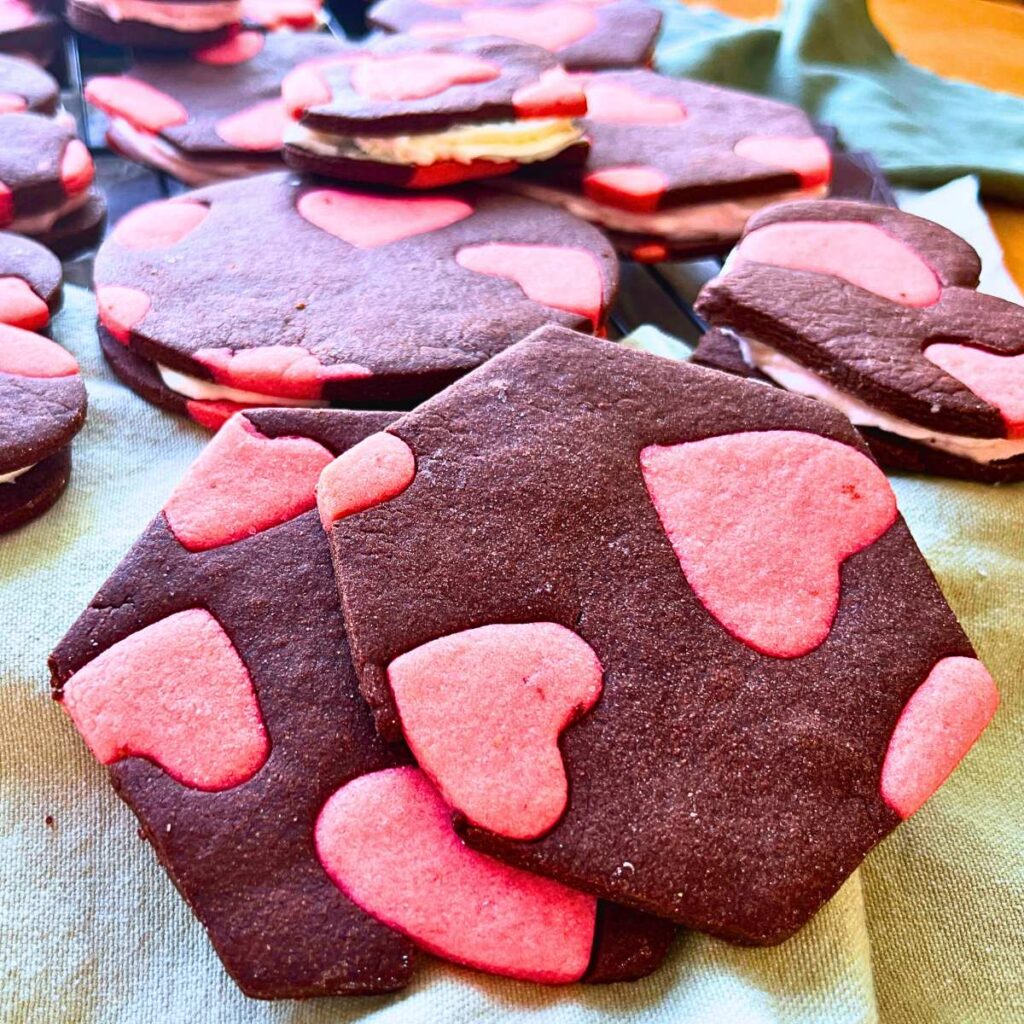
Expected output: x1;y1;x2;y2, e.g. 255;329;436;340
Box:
85;76;188;133
350;51;500;101
0;277;49;330
734;135;832;188
583;81;686;124
315;766;597;982
925;343;1024;439
193;30;265;65
0;324;78;377
113;199;209;250
215;98;288;151
641;430;897;658
317;431;415;529
583;165;668;213
388;622;603;840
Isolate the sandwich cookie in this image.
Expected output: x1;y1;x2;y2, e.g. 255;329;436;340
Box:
368;0;662;72
282;36;589;189
0;113;106;257
0;323;86;532
94;172;617;426
50;408;674;997
86;31;349;187
694;199;1024;482
508;70;833;261
0;0;61;65
66;0;242;50
324;326;998;943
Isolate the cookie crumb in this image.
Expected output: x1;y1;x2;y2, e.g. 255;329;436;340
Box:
44;815;55;828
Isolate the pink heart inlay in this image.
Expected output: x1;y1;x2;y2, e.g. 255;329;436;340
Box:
192;30;265;65
96;285;151;343
84;76;188;133
60;140;94;196
388;623;603;840
733;135;832;188
61;609;269;791
735;220;942;307
461;3;597;51
641;430;897;658
350;52;500;102
297;187;473;248
0;277;49;330
215;98;288;151
315;766;597;982
924;343;1024;439
164;413;334;551
0;324;78;378
583;165;668;213
113;199;209;250
881;657;998;819
583;81;686;124
0;0;33;30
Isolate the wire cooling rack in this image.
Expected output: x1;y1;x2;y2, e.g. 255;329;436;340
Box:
53;3;731;346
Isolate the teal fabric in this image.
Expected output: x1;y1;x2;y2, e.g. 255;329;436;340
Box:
652;0;1024;201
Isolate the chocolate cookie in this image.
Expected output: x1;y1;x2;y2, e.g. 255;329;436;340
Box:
0;0;61;65
0;113;103;255
694;199;1024;482
0;52;58;115
241;0;323;30
507;70;833;260
0;323;86;532
66;0;240;50
0;229;61;328
86;31;349;187
324;327;998;944
94;172;618;426
282;36;589;189
369;0;661;72
49;408;674;996
32;185;107;258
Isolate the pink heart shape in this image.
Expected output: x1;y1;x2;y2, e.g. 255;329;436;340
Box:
60;140;94;196
297;187;473;248
641;430;897;658
461;3;597;51
735;220;941;307
315;766;597;982
215;98;288;151
0;324;78;377
194;345;372;399
881;657;997;819
0;277;49;330
317;431;415;528
61;609;269;791
84;76;188;133
350;52;500;102
113;199;209;250
0;0;33;30
583;165;668;213
583;81;686;124
456;243;604;326
925;343;1024;439
164;414;335;551
388;623;603;840
0;181;10;228
512;68;587;118
192;29;265;65
733;134;832;188
95;285;151;342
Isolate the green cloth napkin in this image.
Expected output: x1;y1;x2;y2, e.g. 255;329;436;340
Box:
652;0;1024;201
2;283;1021;1023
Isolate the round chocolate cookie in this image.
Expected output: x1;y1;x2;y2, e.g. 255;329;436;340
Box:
0;52;58;115
508;70;833;260
0;323;87;532
368;0;662;72
0;229;62;328
66;0;241;50
694;199;1024;482
0;113;102;254
93;172;618;426
86;30;348;187
282;35;590;189
0;0;61;65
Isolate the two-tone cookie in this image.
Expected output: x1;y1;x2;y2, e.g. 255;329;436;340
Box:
282;36;589;189
0;230;61;329
66;0;241;49
369;0;661;72
0;113;106;257
93;172;617;426
85;31;349;187
323;327;998;944
694;200;1024;482
50;408;674;997
0;0;61;65
507;70;832;261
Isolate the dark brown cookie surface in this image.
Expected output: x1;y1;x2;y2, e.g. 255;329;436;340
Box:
94;172;618;423
0;444;70;532
0;229;62;328
66;0;238;49
34;186;107;258
49;408;673;996
325;328;997;945
0;52;57;114
369;0;661;72
0;1;60;64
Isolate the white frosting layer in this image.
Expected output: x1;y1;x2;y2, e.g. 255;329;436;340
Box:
734;332;1024;464
157;363;328;408
285;117;582;167
511;180;829;241
78;0;241;29
108;120;282;187
10;188;92;235
0;463;36;485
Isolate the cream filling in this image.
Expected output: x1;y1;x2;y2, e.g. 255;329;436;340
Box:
108;119;282;187
731;331;1024;464
10;188;92;235
77;0;241;29
510;180;829;241
285;117;582;167
0;463;36;485
157;363;327;408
